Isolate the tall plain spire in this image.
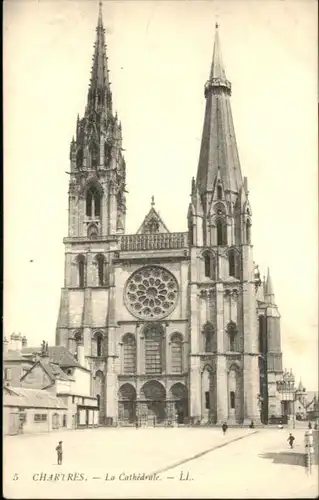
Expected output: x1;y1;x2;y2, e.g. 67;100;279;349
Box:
196;23;243;196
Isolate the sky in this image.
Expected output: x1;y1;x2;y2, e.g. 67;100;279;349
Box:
3;0;318;389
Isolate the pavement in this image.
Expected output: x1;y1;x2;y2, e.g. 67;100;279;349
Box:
3;427;319;499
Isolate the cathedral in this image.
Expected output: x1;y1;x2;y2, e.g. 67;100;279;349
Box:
56;3;283;426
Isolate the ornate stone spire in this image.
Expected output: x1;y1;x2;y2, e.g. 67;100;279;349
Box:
86;1;112;114
196;23;243;196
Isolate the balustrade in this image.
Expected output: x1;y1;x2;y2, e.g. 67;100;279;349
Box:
120;232;188;251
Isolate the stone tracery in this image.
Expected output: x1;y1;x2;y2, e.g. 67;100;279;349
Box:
124;266;178;320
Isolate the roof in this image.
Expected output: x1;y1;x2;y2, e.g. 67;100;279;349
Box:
21;346;82;369
39;361;71;382
4;351;33;362
3;386;67;409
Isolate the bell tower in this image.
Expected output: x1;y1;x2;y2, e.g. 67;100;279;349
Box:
188;23;260;425
56;2;126;424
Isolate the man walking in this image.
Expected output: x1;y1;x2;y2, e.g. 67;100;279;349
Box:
222;422;228;435
56;441;63;465
287;433;295;449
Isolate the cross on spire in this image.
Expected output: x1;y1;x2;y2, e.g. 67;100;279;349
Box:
151;196;155;207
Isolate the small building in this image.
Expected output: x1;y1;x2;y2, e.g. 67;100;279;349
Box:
3;385;68;435
3;337;100;428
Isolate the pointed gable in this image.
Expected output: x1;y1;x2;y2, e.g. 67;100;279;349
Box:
136;198;170;234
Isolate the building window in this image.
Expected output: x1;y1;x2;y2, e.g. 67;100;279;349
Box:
96;254;105;286
205;391;210;409
144;324;164;375
96;335;103;357
63;414;67;427
96;394;100;410
217;219;227;246
228;250;236;277
91;142;99;168
230;391;235;409
217;185;223;200
123;334;136;374
34;414;47;422
77;255;86;288
203;323;215;352
86;186;101;218
171;333;183;374
4;368;11;381
204;254;211;278
227;322;237;352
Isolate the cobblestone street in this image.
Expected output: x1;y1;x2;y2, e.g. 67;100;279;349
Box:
4;427;318;498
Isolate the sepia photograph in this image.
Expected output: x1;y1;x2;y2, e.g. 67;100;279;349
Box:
3;0;318;498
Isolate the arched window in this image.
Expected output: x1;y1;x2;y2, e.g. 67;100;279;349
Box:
204;254;211;278
86;186;101;218
228;250;236;277
77;255;86;288
246;219;251;244
91;142;99;168
230;390;235;409
171;333;183;374
123;334;136;374
97;335;103;357
144;324;164;375
203;323;215;352
96;254;105;286
227;322;237;352
217;219;227;246
217;185;223;200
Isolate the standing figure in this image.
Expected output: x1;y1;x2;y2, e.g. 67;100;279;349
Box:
308;421;312;430
135;416;139;429
287;433;295;449
222;422;228;435
56;441;63;465
249;420;255;429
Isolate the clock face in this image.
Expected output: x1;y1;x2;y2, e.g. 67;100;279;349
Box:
124;266;179;320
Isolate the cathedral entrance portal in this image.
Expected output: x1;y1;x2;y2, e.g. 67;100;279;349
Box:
118;384;136;424
170;383;188;424
140;381;166;425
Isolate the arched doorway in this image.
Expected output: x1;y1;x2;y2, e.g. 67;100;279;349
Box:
118;384;136;424
170;383;188;424
140;381;166;425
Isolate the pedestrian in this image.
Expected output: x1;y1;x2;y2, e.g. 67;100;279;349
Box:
222;422;228;435
314;423;318;430
135;416;139;429
56;441;63;465
277;421;283;429
287;433;295;449
249;420;255;429
308;421;312;430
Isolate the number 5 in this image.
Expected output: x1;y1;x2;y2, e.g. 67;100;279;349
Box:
13;473;19;481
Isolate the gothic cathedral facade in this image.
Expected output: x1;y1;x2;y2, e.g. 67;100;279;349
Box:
56;4;283;426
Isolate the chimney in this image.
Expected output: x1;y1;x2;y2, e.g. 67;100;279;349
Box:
3;337;9;354
39;340;50;364
77;342;85;368
10;332;22;351
22;336;28;348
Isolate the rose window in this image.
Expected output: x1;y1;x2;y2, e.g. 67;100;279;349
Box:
124;266;179;320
